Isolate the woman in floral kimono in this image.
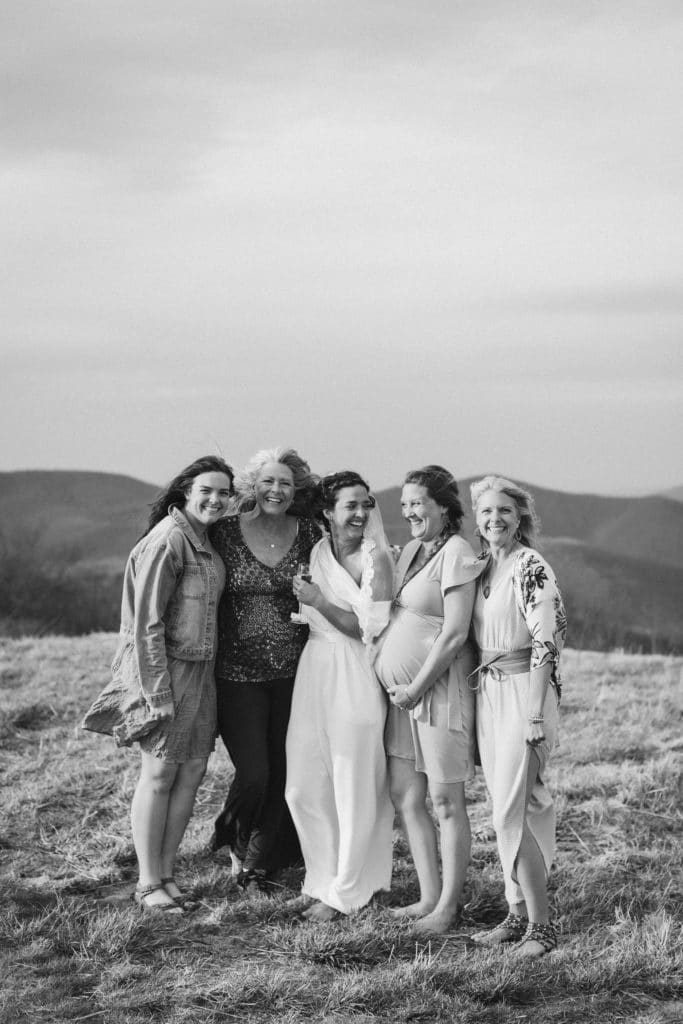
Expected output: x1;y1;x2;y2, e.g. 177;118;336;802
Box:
469;475;567;958
285;471;395;920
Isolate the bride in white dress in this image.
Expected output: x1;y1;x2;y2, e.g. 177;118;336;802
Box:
285;471;395;920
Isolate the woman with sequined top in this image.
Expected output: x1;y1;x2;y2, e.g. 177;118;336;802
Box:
468;475;567;958
210;447;320;890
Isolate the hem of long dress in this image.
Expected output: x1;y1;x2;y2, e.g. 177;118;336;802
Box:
302;882;390;915
504;745;554;901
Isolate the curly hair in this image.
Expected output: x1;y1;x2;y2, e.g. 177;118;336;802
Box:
315;470;374;523
234;447;319;517
145;455;234;535
470;474;540;548
403;465;464;534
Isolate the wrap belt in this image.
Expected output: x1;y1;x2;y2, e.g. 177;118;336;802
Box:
467;649;532;691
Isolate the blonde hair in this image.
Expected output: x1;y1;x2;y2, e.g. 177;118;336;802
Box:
470;474;540;548
234;447;318;516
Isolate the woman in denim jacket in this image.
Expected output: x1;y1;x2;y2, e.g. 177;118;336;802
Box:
85;455;233;912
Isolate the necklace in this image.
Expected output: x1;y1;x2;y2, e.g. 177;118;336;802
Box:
482;546;519;599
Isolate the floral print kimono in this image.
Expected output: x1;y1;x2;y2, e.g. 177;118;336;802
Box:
472;547;567;905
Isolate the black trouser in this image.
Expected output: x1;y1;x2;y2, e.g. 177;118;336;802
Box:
215;676;301;874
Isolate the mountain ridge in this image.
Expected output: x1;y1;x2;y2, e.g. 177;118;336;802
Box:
1;469;681;650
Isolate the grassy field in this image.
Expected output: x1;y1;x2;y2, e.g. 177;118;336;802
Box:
0;636;681;1024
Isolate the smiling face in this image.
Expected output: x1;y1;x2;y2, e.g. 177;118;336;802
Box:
254;461;295;516
182;471;233;535
475;488;521;551
324;485;373;546
400;483;447;544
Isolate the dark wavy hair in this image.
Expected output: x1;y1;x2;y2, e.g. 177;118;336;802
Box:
145;455;234;535
315;470;375;524
403;464;464;534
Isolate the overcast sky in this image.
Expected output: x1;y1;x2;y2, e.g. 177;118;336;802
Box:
2;0;681;495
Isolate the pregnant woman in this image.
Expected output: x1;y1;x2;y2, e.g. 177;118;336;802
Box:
374;465;483;934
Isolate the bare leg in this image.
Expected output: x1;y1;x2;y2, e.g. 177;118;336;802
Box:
159;756;208;899
388;756;440;918
130;752;179;908
514;749;552;957
414;781;470;935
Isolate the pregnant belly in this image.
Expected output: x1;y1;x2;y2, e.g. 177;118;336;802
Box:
374;606;442;691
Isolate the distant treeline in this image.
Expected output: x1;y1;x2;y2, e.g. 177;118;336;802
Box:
1;535;681;655
0;533;122;638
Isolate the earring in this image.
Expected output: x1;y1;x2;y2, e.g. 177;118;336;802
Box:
515;529;522;541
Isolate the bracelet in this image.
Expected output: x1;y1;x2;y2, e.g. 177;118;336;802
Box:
528;715;544;724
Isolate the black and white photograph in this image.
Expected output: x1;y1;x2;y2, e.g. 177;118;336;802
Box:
1;3;681;1022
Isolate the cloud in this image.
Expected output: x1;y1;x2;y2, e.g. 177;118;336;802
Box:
1;1;682;494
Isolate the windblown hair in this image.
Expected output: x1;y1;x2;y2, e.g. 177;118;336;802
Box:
234;446;319;517
470;474;540;548
145;455;234;535
404;465;464;534
315;470;374;523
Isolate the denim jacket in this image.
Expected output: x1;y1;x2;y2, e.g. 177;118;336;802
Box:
116;507;222;706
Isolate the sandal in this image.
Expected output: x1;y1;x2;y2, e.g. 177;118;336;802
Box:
515;920;557;957
236;868;273;895
473;911;528;945
161;877;199;910
133;884;183;914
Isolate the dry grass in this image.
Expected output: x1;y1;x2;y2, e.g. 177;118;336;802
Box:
1;637;681;1024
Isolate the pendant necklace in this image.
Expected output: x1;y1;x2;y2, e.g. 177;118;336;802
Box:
483;546;518;599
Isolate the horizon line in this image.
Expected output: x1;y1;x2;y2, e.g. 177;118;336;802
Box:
1;466;681;503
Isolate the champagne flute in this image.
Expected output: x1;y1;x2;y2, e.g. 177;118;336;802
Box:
291;561;312;624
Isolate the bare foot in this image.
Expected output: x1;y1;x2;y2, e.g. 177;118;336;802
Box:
514;937;549;958
389;900;437;919
473;917;527;947
302;901;339;922
412;908;458;935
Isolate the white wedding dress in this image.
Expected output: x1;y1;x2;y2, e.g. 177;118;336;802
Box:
285;532;394;913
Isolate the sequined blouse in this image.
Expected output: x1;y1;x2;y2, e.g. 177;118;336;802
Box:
213;515;321;683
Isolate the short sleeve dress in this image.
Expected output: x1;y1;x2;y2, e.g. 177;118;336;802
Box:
374;534;483;784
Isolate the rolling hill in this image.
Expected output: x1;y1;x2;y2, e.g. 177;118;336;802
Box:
0;471;158;568
374;478;683;569
1;470;682;651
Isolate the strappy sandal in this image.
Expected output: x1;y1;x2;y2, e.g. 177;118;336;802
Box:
133;884;183;914
161;877;199;910
473;911;528;945
515;920;557;956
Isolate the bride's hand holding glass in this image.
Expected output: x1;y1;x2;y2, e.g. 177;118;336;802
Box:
291;562;318;623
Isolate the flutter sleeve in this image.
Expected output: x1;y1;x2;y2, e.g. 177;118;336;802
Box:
514;549;567;692
440;535;485;596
